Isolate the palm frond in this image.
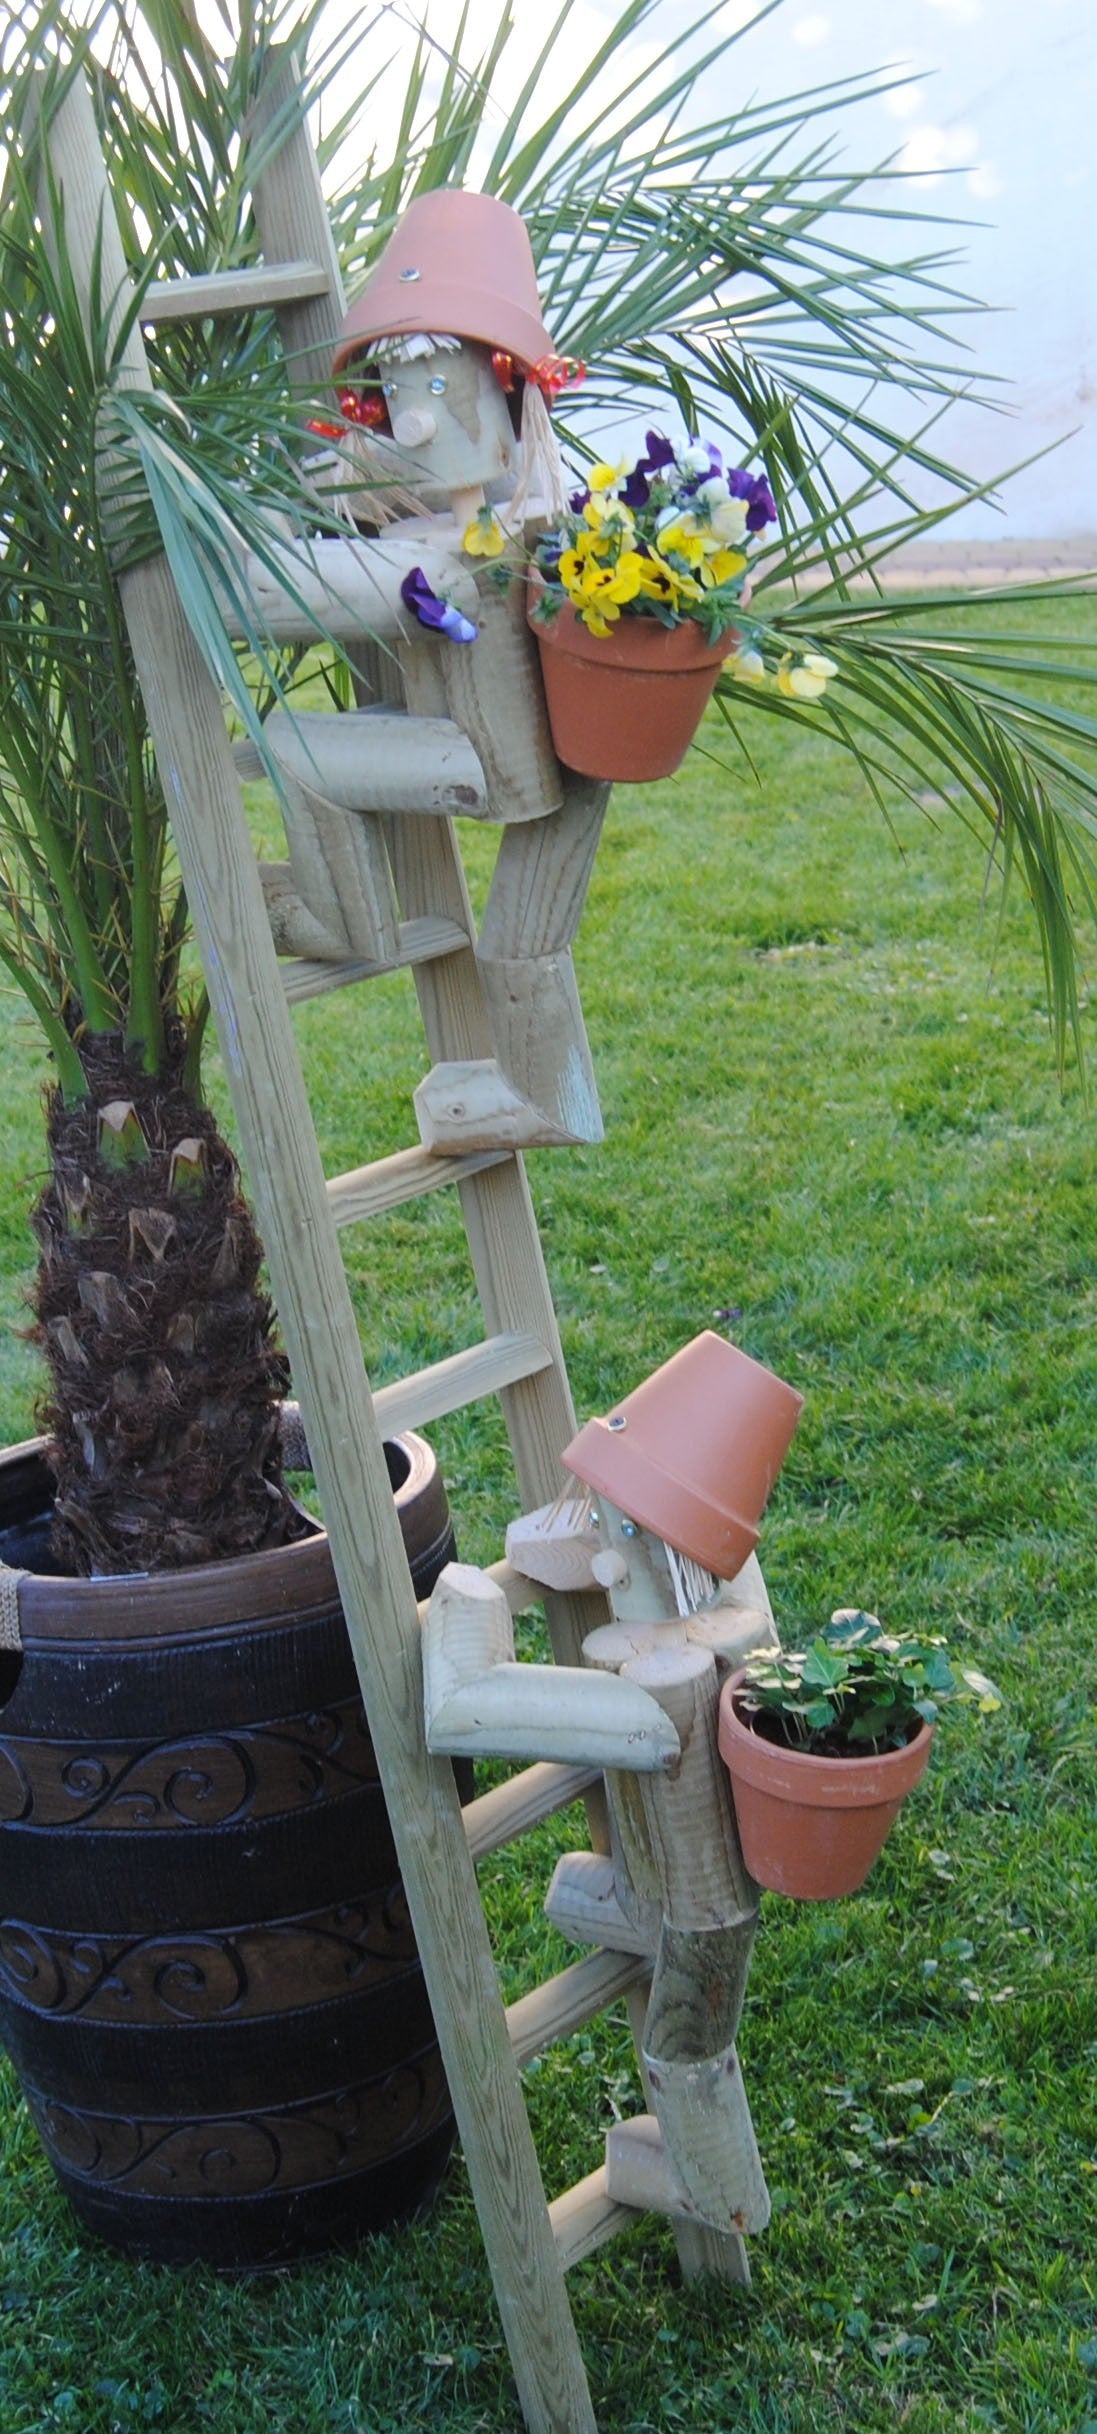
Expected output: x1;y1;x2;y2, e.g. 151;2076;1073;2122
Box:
3;0;1097;1094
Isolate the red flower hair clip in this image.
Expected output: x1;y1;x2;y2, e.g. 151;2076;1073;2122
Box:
528;354;587;399
337;387;388;430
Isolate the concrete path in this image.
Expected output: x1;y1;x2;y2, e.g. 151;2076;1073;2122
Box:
865;537;1097;590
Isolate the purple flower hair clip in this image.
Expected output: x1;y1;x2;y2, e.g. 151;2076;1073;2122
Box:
400;566;478;643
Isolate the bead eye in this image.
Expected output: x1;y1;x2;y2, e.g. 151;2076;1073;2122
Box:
428;375;447;395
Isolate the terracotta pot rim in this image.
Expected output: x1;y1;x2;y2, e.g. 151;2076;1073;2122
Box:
529;590;735;674
718;1669;934;1810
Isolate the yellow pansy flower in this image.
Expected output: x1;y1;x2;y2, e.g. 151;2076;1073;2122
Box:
563;549;651;633
688;545;748;591
725;645;766;681
633;552;701;611
582;495;636;546
776;651;839;701
657;517;707;567
559;534;614;589
708;546;747;584
462;509;507;559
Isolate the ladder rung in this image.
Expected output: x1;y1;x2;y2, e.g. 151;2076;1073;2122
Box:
328;1144;511;1226
506;1950;650;2067
372;1332;553;1438
548;2164;640;2272
141;260;333;324
281;916;470;1002
463;1761;602;1863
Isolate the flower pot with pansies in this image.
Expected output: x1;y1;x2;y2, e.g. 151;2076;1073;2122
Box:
526;431;785;782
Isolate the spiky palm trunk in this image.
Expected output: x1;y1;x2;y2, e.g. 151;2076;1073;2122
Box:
32;1032;294;1576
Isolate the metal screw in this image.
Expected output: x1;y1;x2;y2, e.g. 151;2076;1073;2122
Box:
621;1519;637;1538
381;381;398;398
398;266;422;282
428;375;447;394
607;1414;627;1431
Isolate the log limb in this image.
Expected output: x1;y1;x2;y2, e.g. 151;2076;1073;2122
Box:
421;1563;681;1770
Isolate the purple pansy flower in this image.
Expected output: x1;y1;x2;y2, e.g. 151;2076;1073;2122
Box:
400;566;478;644
621;429;678;508
726;467;777;532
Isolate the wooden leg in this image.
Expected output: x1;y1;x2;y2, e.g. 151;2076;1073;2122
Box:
624;1983;753;2287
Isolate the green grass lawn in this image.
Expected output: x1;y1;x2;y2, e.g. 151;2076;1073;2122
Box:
1;603;1095;2434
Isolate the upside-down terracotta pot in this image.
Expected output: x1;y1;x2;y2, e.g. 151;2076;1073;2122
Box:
528;600;737;783
717;1671;934;1900
333;189;555;384
562;1330;802;1579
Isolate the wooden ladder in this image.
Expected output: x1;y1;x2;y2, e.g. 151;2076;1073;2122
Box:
46;60;756;2434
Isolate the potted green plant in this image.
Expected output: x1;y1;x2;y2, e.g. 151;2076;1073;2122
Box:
523;431;837;781
717;1611;1003;1900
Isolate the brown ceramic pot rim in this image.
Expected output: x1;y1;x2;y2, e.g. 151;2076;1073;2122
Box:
0;1431;432;1646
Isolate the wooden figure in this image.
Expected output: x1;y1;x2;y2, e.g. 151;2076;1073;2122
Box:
421;1330;804;2245
327;190;609;1151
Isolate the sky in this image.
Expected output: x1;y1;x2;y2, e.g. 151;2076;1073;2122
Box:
319;0;1094;541
695;0;1096;539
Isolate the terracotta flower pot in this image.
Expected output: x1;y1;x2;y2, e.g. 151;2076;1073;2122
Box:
563;1331;803;1580
333;189;554;382
717;1671;934;1900
528;599;735;782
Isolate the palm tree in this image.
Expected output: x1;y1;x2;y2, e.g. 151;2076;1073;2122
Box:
1;0;1095;1574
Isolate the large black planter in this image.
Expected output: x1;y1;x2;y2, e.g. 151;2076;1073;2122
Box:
0;1429;462;2269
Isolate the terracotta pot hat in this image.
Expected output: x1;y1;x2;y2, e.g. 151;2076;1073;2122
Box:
562;1331;804;1580
332;189;555;381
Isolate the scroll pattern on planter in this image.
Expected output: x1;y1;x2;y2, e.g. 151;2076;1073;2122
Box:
0;1697;377;1827
0;1885;418;2021
25;2049;452;2194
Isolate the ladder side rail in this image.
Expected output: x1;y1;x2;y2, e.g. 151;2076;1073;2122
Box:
248;45;348;392
44;74;597;2434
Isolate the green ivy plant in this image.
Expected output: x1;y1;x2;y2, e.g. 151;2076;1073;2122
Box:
739;1612;1003;1757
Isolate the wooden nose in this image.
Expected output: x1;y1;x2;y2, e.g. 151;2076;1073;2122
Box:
390;407;437;447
